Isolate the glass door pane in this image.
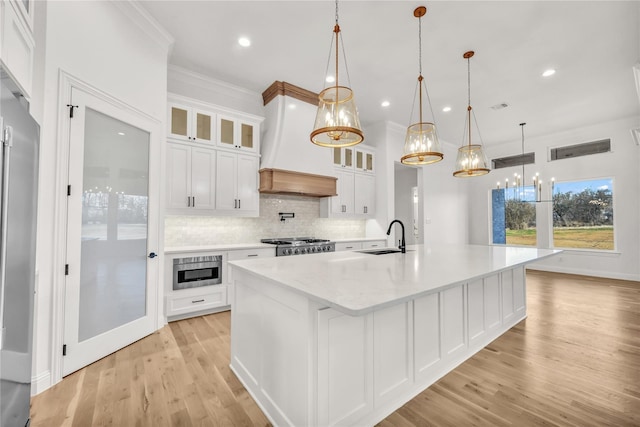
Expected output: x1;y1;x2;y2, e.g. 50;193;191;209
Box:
241;123;253;148
79;108;149;342
220;118;235;146
171;106;188;137
196;112;212;141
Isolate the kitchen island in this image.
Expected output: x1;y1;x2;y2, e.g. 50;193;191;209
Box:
228;244;560;427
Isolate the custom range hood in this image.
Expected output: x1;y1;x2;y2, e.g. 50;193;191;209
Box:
259;81;337;197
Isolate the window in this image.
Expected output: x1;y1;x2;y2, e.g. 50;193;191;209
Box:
491;186;537;246
552;178;614;250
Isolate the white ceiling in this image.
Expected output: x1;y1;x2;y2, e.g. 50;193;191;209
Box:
140;1;640;147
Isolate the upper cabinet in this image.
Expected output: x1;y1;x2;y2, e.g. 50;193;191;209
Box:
333;147;354;170
165;94;264;217
217;114;259;153
168;102;216;143
355;147;375;173
321;144;377;219
0;0;36;98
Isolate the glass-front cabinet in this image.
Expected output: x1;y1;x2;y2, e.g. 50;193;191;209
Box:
217;114;259;153
355;147;374;173
168;103;215;143
333;147;354;169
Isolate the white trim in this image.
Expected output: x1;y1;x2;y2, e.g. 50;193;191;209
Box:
110;0;174;55
50;70;163;387
526;265;639;282
31;370;51;396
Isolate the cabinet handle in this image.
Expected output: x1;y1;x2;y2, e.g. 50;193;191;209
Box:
371;245;378;248
238;199;241;209
187;196;192;207
234;199;237;209
192;196;196;207
192;299;205;304
346;246;353;249
247;254;258;257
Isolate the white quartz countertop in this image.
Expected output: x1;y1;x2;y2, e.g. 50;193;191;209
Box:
228;244;561;315
165;243;274;254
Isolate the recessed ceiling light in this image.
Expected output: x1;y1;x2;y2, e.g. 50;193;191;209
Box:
381;101;390;107
117;132;125;136
442;106;451;112
325;75;335;83
238;37;251;47
490;102;509;110
542;69;556;77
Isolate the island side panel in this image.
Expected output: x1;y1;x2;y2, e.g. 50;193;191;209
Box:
230;268;313;427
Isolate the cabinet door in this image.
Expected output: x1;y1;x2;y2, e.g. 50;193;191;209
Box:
354;174;375;216
341;172;355;214
168;103;192;141
190;147;216;210
356;148;374;173
192;108;215;143
215;151;238;211
236;154;259;213
217;115;236;149
166;143;191;209
239;122;257;151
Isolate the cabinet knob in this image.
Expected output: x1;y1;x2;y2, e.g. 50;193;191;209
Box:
148;252;157;259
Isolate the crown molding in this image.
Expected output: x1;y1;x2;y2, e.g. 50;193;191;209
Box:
168;64;262;98
111;0;174;55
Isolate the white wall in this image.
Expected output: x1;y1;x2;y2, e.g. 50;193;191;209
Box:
467;116;640;281
33;1;170;394
364;121;469;247
168;65;263;117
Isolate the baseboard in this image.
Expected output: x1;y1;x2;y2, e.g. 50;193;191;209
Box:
527;265;640;282
31;370;51;396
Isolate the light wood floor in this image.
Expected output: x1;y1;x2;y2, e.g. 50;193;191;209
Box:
30;271;640;426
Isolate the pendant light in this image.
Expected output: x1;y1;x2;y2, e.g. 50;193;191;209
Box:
401;6;443;166
310;0;363;148
453;51;490;177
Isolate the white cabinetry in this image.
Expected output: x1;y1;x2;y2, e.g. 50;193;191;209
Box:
0;0;35;97
215;151;259;216
355;147;374;173
354;174;375;215
168;102;216;143
322;145;376;218
166;142;216;212
165;247;275;321
166;94;264;217
217;114;260;153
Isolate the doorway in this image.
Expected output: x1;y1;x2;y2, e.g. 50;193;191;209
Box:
62;86;159;376
394;163;420;245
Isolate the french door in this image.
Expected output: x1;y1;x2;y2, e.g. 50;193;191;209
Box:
63;87;159;376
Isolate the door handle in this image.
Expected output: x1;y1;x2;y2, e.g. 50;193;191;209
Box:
148;252;157;259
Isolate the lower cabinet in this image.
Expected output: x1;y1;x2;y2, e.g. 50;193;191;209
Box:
165;286;227;318
165;247;275;321
317;309;374;427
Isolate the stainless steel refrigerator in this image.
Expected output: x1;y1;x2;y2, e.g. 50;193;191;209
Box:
0;77;39;427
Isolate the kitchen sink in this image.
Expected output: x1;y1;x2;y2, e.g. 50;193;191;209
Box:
356;249;403;255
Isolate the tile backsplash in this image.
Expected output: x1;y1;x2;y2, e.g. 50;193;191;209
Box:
165;194;366;247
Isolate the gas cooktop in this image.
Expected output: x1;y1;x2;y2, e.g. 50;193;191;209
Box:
261;237;335;256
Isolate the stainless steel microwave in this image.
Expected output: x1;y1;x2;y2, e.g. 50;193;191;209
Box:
173;255;222;290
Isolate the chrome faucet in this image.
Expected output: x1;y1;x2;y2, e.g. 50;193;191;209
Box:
386;219;406;253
